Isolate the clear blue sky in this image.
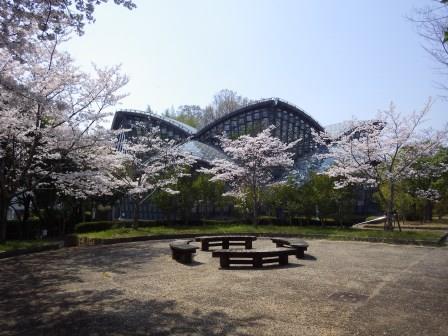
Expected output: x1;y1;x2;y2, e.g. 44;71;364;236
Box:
64;0;447;128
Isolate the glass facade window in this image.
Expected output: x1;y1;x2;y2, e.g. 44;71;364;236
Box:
111;100;325;220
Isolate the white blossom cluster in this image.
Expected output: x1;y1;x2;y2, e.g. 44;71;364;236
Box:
116;125;196;204
201;126;298;200
313;101;448;190
0;28;128;207
415;188;441;202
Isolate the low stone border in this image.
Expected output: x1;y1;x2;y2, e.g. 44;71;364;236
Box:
65;232;446;248
0;243;63;259
363;224;448;231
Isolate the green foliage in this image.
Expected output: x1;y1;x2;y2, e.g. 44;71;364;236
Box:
263;174;358;226
163;105;202;128
75;223;444;245
376;147;448;221
73;221;137;233
174;114;200;128
0;240;57;252
152;171;229;223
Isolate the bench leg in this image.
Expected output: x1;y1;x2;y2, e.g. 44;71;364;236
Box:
245;241;252;249
172;250;182;261
275;242;283;248
222;240;229;249
296;248;305;259
253;255;263;268
183;253;193;264
220;255;230;268
279;254;289;265
202;241;209;251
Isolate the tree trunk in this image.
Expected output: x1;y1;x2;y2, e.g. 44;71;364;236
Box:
384;184;395;231
396;212;402;232
425;201;433;222
0;200;8;243
91;201;96;220
61;216;66;237
20;195;31;239
252;186;259;226
81;200;86;222
252;203;258;226
338;204;343;228
252;193;258;226
133;198;140;228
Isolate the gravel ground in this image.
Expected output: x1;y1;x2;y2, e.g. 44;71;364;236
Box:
0;238;447;336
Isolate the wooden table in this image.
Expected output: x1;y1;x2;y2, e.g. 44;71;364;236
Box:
195;235;257;251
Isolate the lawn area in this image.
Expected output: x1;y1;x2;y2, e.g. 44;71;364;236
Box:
77;224;446;244
0;240;57;252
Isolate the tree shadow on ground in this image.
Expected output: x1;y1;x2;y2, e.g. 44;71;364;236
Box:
1;287;261;336
63;242;169;274
0;244;263;336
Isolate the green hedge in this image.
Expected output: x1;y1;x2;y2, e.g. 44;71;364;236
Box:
74;220;177;233
201;218;244;225
74;221;129;233
74;215;368;234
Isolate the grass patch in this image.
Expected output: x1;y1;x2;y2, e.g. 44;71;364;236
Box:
0;240;57;252
77;224;445;243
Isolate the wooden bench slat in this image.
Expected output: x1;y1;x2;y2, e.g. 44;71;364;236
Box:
227;259;254;264
196;235;256;251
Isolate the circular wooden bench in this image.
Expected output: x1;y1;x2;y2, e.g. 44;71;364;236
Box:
169;239;198;264
271;237;309;259
195;235;257;251
212;247;296;268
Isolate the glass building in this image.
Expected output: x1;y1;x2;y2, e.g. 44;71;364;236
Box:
111;98;327;219
112;98;325;163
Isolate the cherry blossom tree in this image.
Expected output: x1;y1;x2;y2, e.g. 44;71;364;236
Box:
0;0;136;59
200;126;298;225
313;100;448;230
115;125;196;225
412;1;448;95
0;34;128;242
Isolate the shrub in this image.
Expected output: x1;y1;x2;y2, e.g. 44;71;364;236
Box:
257;216;281;225
201;218;243;226
6;219;41;239
74;221;129;233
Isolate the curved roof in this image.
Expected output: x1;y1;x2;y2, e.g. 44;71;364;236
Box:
180;140;229;163
194;97;324;139
111;109;197;135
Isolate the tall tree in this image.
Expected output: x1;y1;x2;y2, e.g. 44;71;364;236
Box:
163;105;203;128
200;89;250;127
0;34;128;242
413;0;448;94
200;126;297;225
0;0;136;59
116;125;195;225
313;101;448;230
